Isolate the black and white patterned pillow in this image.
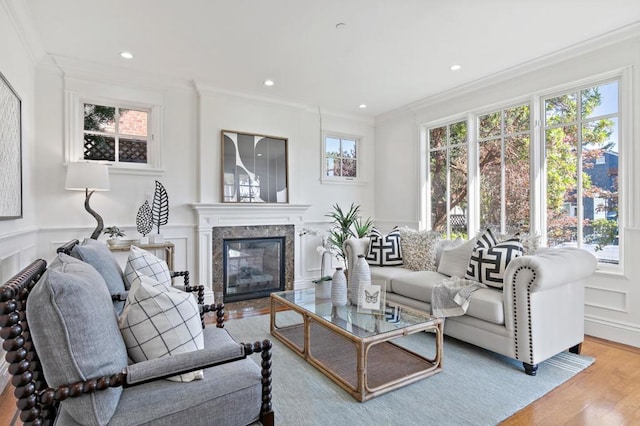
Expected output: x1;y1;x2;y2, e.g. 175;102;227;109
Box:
475;228;499;249
366;227;403;266
466;239;523;288
119;271;204;382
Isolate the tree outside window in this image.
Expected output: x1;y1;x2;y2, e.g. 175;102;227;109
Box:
429;120;468;238
324;134;358;179
544;81;619;263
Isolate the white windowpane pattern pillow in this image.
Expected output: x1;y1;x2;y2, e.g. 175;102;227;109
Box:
124;245;172;289
119;272;204;382
466;229;523;289
365;226;403;266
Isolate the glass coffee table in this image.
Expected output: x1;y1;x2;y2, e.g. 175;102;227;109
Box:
270;288;443;402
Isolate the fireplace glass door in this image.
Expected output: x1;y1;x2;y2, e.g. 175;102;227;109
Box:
223;237;285;302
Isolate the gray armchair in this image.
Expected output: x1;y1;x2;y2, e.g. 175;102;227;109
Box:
0;257;274;425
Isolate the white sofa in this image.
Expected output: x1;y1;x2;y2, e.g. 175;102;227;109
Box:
344;237;597;375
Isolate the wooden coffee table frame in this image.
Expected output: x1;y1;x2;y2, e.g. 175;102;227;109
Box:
270;292;443;402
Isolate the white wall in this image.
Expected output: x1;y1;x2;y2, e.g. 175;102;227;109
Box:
375;30;640;347
0;0;39;392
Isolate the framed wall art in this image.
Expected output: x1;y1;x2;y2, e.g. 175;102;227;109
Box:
0;71;22;219
221;130;288;203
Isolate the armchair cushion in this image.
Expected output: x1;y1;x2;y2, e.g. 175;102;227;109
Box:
26;253;128;426
71;237;127;313
119;271;204;382
124;245;172;288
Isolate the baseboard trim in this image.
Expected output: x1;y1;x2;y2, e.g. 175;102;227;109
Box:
585;316;640;348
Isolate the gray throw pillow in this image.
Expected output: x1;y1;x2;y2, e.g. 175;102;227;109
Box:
26;253;128;426
72;238;127;313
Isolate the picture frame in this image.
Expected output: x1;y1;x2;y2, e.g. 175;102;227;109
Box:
0;71;22;219
357;282;387;315
221;130;288;203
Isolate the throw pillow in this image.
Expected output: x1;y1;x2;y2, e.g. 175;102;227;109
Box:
398;227;439;271
475;228;499;249
435;237;464;269
26;253;128;425
466;238;524;288
436;238;477;277
365;226;403;266
123;245;172;289
71;238;127;313
119;271;204;382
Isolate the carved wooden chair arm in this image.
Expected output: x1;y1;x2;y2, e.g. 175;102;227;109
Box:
200;302;225;328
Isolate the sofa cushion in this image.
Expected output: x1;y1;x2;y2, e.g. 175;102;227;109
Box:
388;270;450;303
365;226;403;266
466;239;523;288
124;245;172;288
437;238;476;277
399;227;439;271
369;265;413;292
119;271;204;382
71;238;127;313
462;288;505;325
26;253;128;426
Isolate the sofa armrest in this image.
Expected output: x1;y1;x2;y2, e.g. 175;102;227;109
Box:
343;237;370;278
502;247;597;365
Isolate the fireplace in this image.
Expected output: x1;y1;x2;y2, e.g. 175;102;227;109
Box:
223;237;285;302
212;224;295;303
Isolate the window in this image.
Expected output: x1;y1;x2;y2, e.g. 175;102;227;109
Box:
64;80;163;174
423;76;622;266
83;103;149;164
543;80;619;264
428;120;468;238
323;133;359;180
478;104;531;233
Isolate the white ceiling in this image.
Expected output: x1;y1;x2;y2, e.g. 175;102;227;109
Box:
22;0;640;117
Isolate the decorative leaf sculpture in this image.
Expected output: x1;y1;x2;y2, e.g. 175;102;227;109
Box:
151;181;169;234
136;200;153;237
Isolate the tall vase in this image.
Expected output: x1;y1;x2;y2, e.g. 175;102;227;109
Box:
349;254;371;306
331;267;348;307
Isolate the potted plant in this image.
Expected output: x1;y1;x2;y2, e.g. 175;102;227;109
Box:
104;226;127;246
325;202;373;266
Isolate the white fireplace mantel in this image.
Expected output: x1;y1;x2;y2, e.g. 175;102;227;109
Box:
191;203;311;302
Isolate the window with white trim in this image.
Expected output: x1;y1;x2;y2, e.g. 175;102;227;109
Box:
64;80;163;173
428;120;468;238
83;103;150;164
543;80;619;264
322;132;359;181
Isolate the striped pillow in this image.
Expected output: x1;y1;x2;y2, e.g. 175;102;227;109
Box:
366;227;403;266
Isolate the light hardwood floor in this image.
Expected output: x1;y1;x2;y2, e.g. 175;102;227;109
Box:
1;311;638;425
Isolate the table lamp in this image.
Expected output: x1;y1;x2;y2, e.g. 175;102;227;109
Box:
65;162;110;240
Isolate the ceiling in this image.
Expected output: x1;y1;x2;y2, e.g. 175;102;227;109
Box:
21;0;640;117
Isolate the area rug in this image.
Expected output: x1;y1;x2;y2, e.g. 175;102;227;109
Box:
224;314;594;426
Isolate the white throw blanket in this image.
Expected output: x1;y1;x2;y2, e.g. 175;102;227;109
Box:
431;277;487;318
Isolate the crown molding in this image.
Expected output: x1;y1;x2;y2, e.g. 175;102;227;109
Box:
377;21;640;121
52;55;195;93
2;0;46;64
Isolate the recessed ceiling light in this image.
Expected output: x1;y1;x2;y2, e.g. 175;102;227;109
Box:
335;23;346;30
359;104;367;109
264;79;275;87
120;51;134;59
450;64;462;71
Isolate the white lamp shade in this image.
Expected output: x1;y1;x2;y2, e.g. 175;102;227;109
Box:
65;162;110;191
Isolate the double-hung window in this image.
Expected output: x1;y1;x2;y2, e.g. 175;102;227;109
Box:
543;80;619;263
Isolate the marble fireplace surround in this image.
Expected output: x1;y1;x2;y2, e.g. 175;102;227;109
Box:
191;203;310;303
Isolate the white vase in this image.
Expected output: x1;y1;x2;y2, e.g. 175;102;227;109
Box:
331;268;348;307
349;254;371;306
